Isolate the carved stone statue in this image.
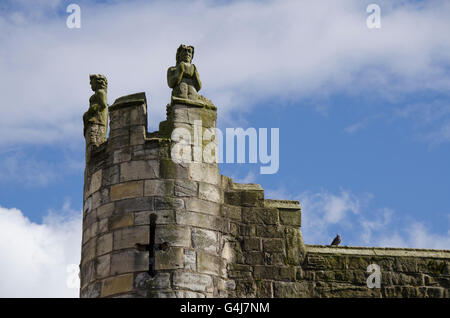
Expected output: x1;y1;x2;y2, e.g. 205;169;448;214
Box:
167;45;213;107
83;74;108;146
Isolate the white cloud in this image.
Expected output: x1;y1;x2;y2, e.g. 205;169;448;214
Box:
1;0;450;146
0;202;81;297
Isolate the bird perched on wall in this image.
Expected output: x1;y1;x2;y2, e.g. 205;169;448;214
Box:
330;234;341;246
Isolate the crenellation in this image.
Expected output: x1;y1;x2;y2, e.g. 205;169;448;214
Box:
80;45;450;298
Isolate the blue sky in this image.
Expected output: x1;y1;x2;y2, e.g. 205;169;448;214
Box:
0;0;449;296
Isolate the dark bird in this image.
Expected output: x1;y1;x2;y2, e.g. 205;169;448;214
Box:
330;234;341;246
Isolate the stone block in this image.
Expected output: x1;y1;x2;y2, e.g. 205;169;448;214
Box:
256;224;284;238
199;182;222;203
80;282;101;298
245;251;264;265
243;238;261;251
110;181;143;201
135;272;170;291
155;196;184;210
186;197;220;215
279;209;301;227
191;228;218;253
159;159;189;179
115;196;153;213
113;148;131;164
101;273;134;297
197;251;222;276
88;169;102;196
82;239;96;264
120;160;159;182
111;250;149;275
176;210;225;232
155;224;191;247
109;212;134;230
242;207;279;224
273;281;313;298
96;233;113;256
97;202;115;219
184;249;197;270
263;239;284;252
241;191;264;207
256;280;273;298
174;179;198;197
96;254;110;279
135;210;174;225
113;226;149;250
144;179;174;196
172;271;213;293
188;163;220;185
154;247;184;270
221;205;241;220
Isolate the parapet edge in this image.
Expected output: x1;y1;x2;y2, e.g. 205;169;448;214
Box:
305;244;450;258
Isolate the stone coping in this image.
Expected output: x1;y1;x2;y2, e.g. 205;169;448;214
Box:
231;183;263;191
306;244;450;258
110;92;147;111
264;199;301;210
171;96;217;110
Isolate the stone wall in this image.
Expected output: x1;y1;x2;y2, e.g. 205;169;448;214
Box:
80;92;450;298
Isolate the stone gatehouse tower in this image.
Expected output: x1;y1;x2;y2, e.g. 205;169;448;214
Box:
80;46;450;298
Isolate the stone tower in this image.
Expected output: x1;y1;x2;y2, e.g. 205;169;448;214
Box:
80;46;449;298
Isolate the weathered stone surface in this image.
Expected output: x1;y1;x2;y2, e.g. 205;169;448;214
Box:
96;254;110;278
80;281;101;298
186;197;220;216
113;226;149;250
188;163;219;185
96;233;113;256
101;273;134;297
191;228;218;253
184;249;196;270
120;160;159;181
155;224;190;247
263;239;284;253
154;247;184;270
135;272;171;291
176;210;225;232
144;179;174;197
115;197;153;213
155;196;184;210
242;207;278;224
135;210;174;225
172;271;213;293
199;182;222;203
111;250;149;274
273;281;313;298
109;212;134;230
279;209;301;227
88;169;102;196
174;179;198;197
197;251;223;276
110;181;143;201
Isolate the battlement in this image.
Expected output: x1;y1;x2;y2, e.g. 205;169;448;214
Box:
80;46;448;298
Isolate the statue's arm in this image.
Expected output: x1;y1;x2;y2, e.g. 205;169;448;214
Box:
95;89;108;111
167;64;184;88
193;65;202;91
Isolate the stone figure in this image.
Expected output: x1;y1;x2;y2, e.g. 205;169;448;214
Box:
83;74;108;146
167;44;213;106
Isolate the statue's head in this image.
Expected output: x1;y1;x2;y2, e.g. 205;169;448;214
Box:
89;74;108;91
176;44;194;64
